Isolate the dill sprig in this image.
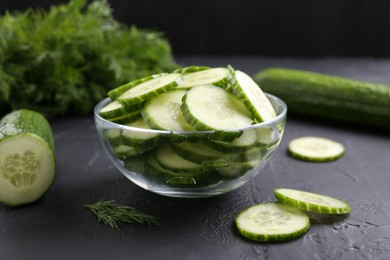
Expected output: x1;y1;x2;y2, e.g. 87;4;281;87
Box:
83;200;160;229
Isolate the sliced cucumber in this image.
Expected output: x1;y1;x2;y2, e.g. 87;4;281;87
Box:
231;70;276;123
204;128;258;153
107;109;142;124
121;118;160;149
155;144;205;173
102;128;122;146
99;100;145;120
274;188;351;214
181;85;253;131
216;160;259;179
108;73;167;100
142;89;195;131
0;109;55;206
173;66;211;75
178;67;233;89
147;152;203;186
170;141;230;167
288;136;345;162
236;203;310;242
112;144;150;159
117;73;183;106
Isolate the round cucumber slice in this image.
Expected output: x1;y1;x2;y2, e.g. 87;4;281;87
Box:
142;89;195;131
181;85;253;131
232;70;277;123
178;67;233;89
288;136;345;162
236;202;310;242
121;118;160;149
274;188;351;214
173;66;211;75
117;73;183;106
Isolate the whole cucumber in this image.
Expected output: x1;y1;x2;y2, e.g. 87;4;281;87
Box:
254;68;390;128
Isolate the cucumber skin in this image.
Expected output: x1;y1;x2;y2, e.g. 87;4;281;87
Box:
254;68;390;128
0;109;55;152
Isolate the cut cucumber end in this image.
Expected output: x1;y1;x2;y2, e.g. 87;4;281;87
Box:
288;136;345;162
0;134;55;206
236;202;310;242
274;188;351;214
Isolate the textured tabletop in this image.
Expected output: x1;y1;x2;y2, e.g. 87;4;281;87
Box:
1;57;390;260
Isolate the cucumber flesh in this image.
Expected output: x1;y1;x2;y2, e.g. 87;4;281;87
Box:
274;188;351;214
0;109;55;206
142;89;195;131
181;85;253;130
121;118;160;149
236;202;310;242
288;136;345;162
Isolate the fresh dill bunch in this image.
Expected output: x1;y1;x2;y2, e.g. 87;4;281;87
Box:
83;200;160;229
0;0;177;119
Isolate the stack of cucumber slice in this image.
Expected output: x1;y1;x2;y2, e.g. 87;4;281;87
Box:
97;65;283;187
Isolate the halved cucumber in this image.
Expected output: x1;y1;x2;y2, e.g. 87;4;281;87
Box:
117;73;183;106
231;70;276;123
142;89;195;131
121;118;160;149
288;136;345;162
274;188;351;214
108;73;167;100
181;85;253;131
236;202;310;242
0;109;55;206
178;67;233;89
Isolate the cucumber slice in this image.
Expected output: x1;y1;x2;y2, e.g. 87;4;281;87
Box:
99;100;144;120
173;66;211;75
204;128;258;153
236;203;310;242
155;144;205;173
147;152;203;186
274;188;351;214
112;144;150;159
231;70;276;123
0;109;55;206
178;67;233;89
107;109;142;124
170;141;230;167
117;73;183;106
108;73;167;100
142;89;195;131
288;136;345;162
181;85;253;131
102;128;122;146
216;160;259;179
121;118;160;149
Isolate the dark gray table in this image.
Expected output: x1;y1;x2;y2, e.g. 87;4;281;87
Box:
1;57;390;260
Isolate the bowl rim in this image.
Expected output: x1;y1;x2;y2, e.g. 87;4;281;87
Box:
94;93;287;134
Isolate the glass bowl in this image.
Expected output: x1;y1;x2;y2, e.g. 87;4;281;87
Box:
94;93;287;198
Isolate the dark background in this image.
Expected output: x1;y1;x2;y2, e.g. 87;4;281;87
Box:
1;0;390;57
